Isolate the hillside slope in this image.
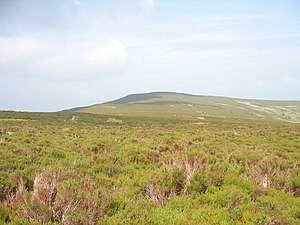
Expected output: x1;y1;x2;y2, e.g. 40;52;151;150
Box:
76;92;300;123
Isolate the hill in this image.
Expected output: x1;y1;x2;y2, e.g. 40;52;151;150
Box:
0;95;299;224
73;92;300;123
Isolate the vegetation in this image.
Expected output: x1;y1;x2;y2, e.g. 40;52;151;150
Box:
77;92;300;123
0;93;299;224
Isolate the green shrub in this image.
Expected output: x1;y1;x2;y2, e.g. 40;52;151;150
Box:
187;172;207;194
291;175;300;196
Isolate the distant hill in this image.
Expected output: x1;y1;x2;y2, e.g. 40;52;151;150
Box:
70;92;300;123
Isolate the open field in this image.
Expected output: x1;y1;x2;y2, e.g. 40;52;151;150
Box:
0;93;300;224
76;92;300;123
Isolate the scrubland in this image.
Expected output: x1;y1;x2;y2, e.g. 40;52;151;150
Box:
0;110;299;224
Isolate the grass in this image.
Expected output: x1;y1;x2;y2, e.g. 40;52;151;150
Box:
0;93;299;224
78;92;300;123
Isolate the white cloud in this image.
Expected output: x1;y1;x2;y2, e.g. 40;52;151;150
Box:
0;36;129;79
0;37;42;63
85;39;128;67
141;0;154;9
34;38;129;79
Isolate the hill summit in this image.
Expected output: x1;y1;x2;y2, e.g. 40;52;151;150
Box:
72;92;300;123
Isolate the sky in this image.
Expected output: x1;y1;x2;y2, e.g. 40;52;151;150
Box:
0;0;299;111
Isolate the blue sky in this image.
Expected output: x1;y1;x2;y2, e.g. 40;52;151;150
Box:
0;0;299;111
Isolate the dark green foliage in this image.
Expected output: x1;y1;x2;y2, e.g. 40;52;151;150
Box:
291;175;300;196
187;172;207;194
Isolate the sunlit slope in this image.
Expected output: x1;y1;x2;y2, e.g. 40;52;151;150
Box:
78;92;300;123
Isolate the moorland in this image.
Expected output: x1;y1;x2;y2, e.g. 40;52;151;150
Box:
0;92;299;224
